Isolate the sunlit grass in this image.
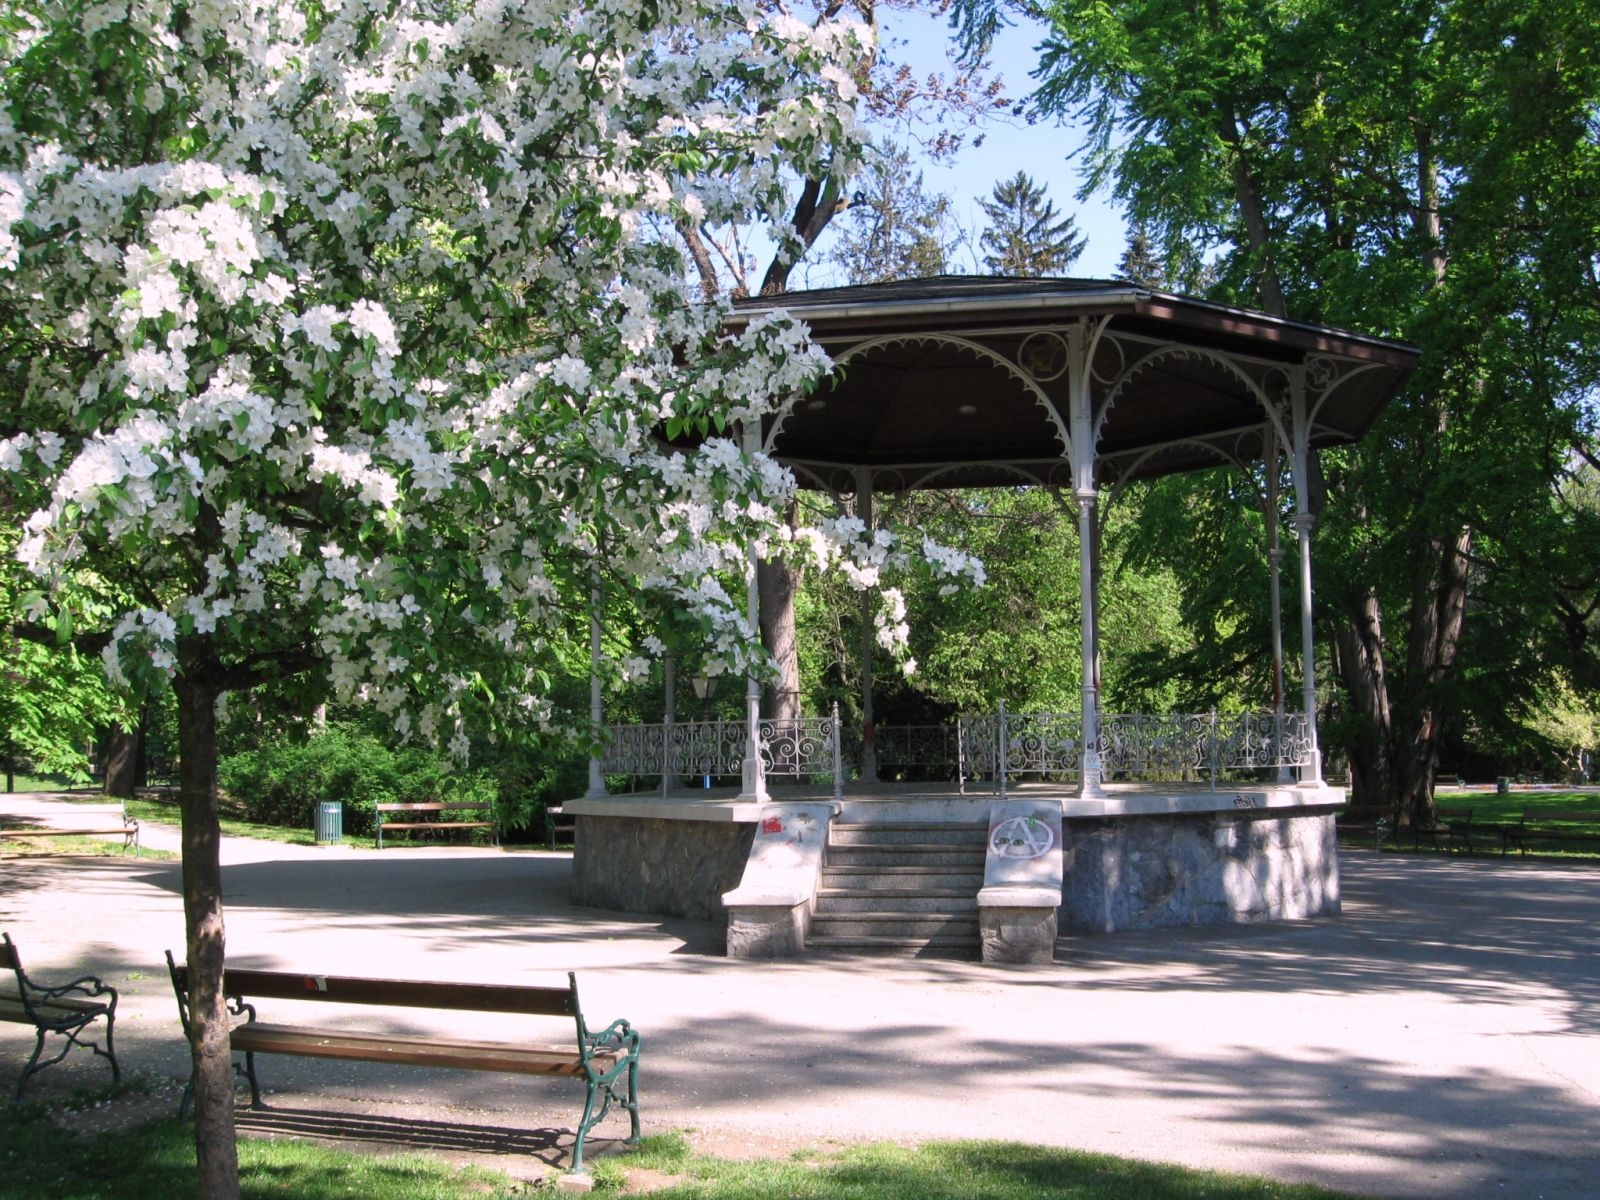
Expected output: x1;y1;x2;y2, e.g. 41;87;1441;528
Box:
591;1134;1363;1199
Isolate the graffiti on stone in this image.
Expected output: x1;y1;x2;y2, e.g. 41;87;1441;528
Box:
989;816;1055;859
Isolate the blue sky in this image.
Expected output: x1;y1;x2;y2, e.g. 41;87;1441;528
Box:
814;6;1129;280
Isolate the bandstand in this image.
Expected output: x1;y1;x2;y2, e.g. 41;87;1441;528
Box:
565;277;1419;961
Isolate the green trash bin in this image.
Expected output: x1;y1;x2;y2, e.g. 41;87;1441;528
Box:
314;801;343;845
1496;776;1510;795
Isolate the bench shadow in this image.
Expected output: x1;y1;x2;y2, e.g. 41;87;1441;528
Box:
233;1103;571;1166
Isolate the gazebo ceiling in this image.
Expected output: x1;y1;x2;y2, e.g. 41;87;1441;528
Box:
725;276;1421;493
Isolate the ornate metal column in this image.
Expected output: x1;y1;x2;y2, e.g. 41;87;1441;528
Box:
661;653;676;798
737;420;769;803
1264;425;1292;784
1287;367;1324;786
1066;321;1105;799
856;464;878;784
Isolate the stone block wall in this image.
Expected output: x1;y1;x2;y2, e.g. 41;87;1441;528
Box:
569;815;755;922
1058;807;1340;933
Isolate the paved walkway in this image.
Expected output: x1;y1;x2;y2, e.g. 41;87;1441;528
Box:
3;800;1598;1198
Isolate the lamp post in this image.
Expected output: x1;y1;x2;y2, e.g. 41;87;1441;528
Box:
692;674;713;789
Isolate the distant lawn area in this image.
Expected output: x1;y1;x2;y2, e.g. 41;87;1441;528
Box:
1340;788;1600;860
0;1113;1366;1200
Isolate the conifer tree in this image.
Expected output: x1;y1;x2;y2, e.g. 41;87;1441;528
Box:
978;171;1087;276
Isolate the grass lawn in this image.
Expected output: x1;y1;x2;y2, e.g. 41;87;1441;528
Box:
0;1110;1364;1200
1337;788;1600;860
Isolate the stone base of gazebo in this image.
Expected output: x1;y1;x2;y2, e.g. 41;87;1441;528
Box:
565;782;1343;946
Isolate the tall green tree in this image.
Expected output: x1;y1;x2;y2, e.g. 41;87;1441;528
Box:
978;170;1087;275
953;0;1600;822
823;139;963;283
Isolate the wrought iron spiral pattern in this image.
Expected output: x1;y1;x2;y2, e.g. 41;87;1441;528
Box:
758;716;838;778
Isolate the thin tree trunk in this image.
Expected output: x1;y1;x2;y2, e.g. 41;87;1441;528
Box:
758;556;802;723
175;647;239;1200
1394;525;1472;825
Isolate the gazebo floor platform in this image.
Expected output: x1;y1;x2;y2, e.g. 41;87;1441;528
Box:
565;778;1344;824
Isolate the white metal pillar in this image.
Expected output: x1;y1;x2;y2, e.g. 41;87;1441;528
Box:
584;567;608;798
856;465;878;783
1263;425;1292;784
1066;322;1105;799
662;653;676;798
1287;368;1324;786
737;420;769;803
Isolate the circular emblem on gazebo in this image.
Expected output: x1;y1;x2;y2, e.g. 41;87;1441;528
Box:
1018;331;1070;381
989;816;1055;859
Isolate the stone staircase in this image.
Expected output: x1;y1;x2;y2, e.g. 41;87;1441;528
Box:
807;821;987;956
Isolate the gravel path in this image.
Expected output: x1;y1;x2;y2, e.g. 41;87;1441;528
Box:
3;798;1598;1198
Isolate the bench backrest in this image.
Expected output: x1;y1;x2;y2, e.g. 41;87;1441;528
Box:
375;803;491;813
0;933;18;974
0;801;128;820
1521;809;1600;823
168;957;577;1017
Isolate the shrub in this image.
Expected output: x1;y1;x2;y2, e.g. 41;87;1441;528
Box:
218;724;497;836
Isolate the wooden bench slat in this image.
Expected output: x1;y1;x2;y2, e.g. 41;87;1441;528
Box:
214;969;577;1016
0;993;112;1022
231;1023;613;1076
377;821;494;831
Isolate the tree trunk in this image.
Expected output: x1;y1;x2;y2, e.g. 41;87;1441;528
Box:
758;556;802;723
103;723;141;799
1334;585;1395;816
174;646;239;1200
1393;525;1472;826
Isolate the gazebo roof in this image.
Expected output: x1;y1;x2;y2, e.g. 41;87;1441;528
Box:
727;276;1420;492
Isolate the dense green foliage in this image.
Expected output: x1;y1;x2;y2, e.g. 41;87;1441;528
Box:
216;724;496;837
953;0;1600;816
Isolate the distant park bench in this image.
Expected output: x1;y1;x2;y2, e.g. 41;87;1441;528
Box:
374;802;496;849
1501;809;1600;857
0;799;139;856
165;955;640;1175
1;932;121;1099
1414;805;1477;854
544;805;576;849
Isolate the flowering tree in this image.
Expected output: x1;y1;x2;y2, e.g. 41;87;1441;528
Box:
0;1;993;1194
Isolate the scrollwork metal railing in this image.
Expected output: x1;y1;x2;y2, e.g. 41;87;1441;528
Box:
962;709;1312;790
597;707;843;792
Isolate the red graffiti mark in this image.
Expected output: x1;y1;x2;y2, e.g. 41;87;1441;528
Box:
760;817;784;835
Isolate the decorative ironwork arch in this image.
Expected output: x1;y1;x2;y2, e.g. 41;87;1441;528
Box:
766;332;1073;461
1098;343;1286;448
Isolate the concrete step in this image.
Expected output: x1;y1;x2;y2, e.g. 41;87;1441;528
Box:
810;911;981;939
824;845;986;868
818;868;984;891
828;822;987;846
816;890;979;913
806;933;983;956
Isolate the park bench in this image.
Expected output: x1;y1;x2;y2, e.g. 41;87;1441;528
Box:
0;799;139;855
544;805;576;849
1413;805;1476;853
1500;809;1600;857
164;954;640;1175
1;933;121;1100
374;802;497;849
